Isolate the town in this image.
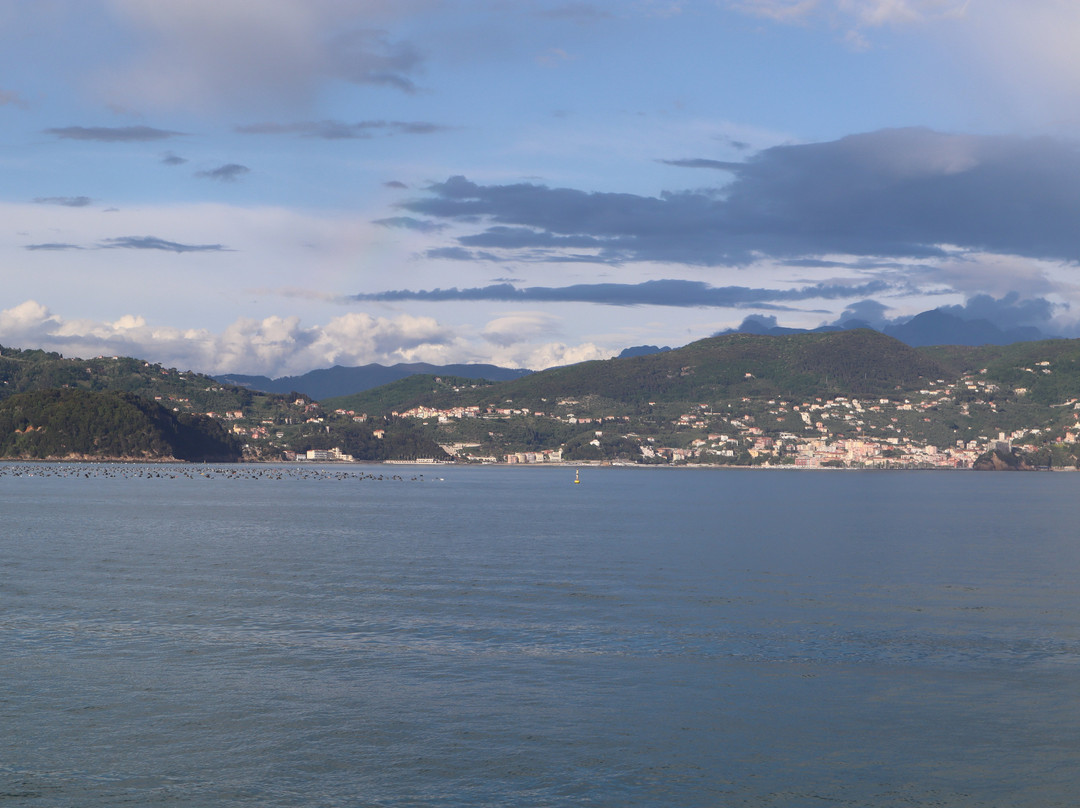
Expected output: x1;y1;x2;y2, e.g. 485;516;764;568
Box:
378;366;1080;469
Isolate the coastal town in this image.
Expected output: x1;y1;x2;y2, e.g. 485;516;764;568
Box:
5;337;1080;468
376;366;1080;469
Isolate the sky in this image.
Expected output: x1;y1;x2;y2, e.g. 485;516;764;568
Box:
5;0;1080;376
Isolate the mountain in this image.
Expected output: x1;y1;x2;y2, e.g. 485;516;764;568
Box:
215;362;531;400
329;329;951;414
617;345;672;358
724;308;1051;346
882;310;1046;347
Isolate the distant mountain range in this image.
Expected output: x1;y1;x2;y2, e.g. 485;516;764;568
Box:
216;362;531;401
216;307;1052;401
722;308;1049;347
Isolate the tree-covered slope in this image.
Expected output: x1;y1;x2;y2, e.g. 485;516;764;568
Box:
0;346;257;410
0;389;243;461
336;329;954;415
323;374;497;414
923;339;1080;405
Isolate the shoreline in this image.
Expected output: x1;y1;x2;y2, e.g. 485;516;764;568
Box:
0;457;1069;471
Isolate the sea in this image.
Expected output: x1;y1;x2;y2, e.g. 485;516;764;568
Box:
3;462;1080;807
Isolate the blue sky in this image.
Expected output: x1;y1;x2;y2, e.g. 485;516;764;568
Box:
4;0;1080;375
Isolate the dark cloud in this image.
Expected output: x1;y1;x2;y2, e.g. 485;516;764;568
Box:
938;292;1058;330
403;129;1080;266
44;126;185;142
816;293;1060;343
161;152;188;166
195;164;250;182
660;158;740;170
384;180;408;189
350;278;891;307
236;120;450;140
372;216;446;233
100;236;228;253
830;299;892;329
24;243;82;251
425;246;500;262
325;29;423;94
33;196;92;207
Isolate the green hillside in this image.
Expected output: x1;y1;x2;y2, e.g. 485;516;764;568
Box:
8;331;1080;467
330;330;952;416
324;374;496;415
0;389;242;461
923;339;1080;405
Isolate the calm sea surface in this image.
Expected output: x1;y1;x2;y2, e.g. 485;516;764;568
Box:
3;463;1080;806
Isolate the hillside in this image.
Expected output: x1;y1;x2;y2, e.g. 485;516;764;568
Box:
330;330;951;414
7;331;1080;468
0;389;242;461
0;346;447;462
324;329;1080;468
216;361;530;400
0;346;257;410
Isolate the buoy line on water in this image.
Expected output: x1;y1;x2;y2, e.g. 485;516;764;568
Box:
0;463;433;482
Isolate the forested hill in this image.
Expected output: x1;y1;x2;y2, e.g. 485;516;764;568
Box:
0;346;255;410
11;330;1080;466
0;389;243;461
0;347;449;462
328;329;953;413
498;329;947;404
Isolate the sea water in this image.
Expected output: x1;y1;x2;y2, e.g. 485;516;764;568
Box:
3;463;1080;806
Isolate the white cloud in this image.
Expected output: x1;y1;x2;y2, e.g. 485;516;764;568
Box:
0;301;612;376
481;311;561;346
493;340;610;369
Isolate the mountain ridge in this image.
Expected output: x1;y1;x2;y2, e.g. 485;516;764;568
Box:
216;362;531;401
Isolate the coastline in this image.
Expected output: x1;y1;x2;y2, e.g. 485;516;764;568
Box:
0;457;1066;471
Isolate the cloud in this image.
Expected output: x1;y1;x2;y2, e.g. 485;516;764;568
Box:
482;312;561;347
33;196;93;207
424;246;501;262
100;236;229;252
830;299;892;329
384;180;408;189
161;152;188;165
938;292;1058;331
660;158;738;170
350;278;892;307
23;243;83;252
821;292;1059;332
97;1;429;113
195;163;251;182
402;129;1080;266
371;216;446;233
44;125;185;142
323;27;423;94
0;300;605;375
236;119;450;139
